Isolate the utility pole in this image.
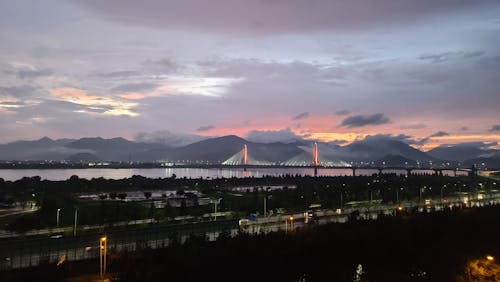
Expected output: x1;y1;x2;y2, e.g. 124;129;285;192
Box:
213;198;222;221
263;196;267;217
100;236;107;277
340;191;343;210
73;207;78;236
56;208;61;227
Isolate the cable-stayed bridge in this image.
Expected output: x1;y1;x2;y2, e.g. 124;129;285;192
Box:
222;144;273;165
283;142;351;167
222;143;351;167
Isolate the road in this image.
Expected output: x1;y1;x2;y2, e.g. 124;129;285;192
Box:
1;193;499;270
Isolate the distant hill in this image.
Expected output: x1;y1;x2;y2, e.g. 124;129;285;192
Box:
427;143;494;161
67;152;100;162
166;135;304;163
3;135;496;165
0;137;78;161
463;155;500;169
375;154;418;166
65;137;169;161
339;137;434;162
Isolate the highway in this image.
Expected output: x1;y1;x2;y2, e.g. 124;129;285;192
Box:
1;193;499;270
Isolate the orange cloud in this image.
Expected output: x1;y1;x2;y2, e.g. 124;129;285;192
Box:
50;87;139;117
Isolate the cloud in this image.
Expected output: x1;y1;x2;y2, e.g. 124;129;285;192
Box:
460;126;469;131
437;141;498;150
245;128;303;143
142;58;181;74
75;0;497;35
197;125;215;132
490;125;500;132
429;131;449;137
400;123;426;130
203;58;329;80
0;85;39;98
418;50;485;63
111;82;160;93
327;139;349;146
362;134;418;144
415;131;450;146
292;112;309;120
135;130;208;147
50;87;139;117
4;64;53;79
338;113;391;128
96;70;141;78
0;100;26;110
16;68;53;79
335;110;350;116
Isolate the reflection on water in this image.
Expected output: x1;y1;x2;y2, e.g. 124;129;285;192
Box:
0;167;467;181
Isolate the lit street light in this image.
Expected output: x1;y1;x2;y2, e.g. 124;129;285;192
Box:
441;185;447;208
213;198;222;221
285;216;294;233
56;208;61;227
100;236;107;277
73;207;78;236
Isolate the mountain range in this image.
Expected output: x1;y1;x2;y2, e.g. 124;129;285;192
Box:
0;135;498;168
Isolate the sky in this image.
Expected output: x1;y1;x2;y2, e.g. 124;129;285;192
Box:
0;0;499;150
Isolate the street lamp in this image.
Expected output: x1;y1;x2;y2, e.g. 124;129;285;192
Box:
213;198;222;221
486;255;494;261
56;208;61;227
285;216;294;233
99;236;107;277
419;186;425;203
441;185;447;209
73;207;78;236
367;183;372;203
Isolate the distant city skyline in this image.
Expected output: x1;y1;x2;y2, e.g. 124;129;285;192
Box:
1;1;499;150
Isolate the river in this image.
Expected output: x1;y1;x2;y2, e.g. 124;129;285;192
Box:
0;167;465;181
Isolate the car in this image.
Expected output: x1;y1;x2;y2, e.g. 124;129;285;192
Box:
305;210;316;224
50;233;63;239
238;219;250;226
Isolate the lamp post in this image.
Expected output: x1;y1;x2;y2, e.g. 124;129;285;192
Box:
73;207;78;236
56;208;61;227
339;190;343;210
213;198;222;221
99;236;107;277
340;183;346;210
368;183;372;203
285;216;294;233
263;195;267;217
419;187;423;203
441;185;446;209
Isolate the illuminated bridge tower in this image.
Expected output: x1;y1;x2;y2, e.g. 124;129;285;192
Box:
243;144;248;171
313;142;318;176
222;144;272;166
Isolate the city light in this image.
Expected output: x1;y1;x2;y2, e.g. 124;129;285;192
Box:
486;255;494;261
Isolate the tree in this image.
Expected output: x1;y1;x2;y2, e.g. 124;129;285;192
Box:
457;257;500;282
144;191;152;199
118;193;127;200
